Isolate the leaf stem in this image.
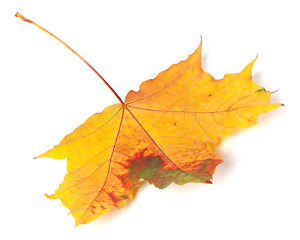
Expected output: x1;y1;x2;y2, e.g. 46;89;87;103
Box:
15;12;124;105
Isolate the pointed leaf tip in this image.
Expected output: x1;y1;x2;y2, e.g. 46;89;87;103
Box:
187;38;203;67
240;56;258;79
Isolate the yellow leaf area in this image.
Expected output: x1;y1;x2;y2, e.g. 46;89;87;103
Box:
39;41;282;225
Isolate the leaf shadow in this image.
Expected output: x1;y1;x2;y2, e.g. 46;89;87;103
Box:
201;52;208;71
167;160;234;196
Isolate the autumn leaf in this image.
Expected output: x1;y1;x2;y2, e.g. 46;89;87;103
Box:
16;13;282;226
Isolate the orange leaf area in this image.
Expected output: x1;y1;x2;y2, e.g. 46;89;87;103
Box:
39;41;282;225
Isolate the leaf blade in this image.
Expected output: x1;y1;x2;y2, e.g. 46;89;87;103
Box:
40;40;282;225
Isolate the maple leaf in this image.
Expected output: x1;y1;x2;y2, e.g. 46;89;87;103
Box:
16;13;282;226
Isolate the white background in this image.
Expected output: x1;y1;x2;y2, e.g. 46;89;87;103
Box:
1;1;299;239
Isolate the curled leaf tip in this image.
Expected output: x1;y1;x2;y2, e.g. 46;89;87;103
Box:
15;12;33;23
15;12;25;21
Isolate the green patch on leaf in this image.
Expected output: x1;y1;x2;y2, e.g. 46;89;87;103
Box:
126;155;219;189
256;87;266;92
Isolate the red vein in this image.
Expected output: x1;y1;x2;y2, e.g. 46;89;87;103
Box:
194;113;212;139
62;159;110;191
70;146;114;176
127;104;262;114
111;172;127;189
226;94;252;111
77;107;125;224
182;79;233;111
103;191;118;208
62;106;122;145
125;107;184;171
126;69;183;105
211;112;228;128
